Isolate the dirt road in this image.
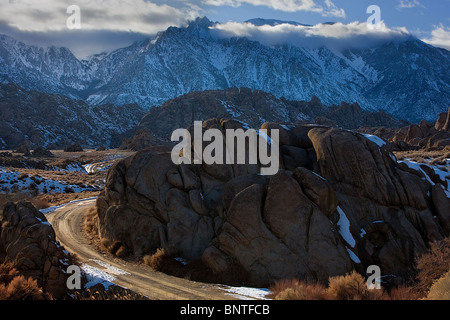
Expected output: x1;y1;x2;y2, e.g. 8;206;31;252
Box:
45;199;242;300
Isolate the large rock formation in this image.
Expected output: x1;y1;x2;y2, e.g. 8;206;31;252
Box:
95;119;450;286
0;201;70;298
361;106;450;151
435;106;450;132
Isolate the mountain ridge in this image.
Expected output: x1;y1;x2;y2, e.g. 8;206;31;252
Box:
122;86;409;150
0;17;449;122
0;82;144;150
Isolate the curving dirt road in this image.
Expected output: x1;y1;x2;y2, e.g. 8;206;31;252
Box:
45;198;241;300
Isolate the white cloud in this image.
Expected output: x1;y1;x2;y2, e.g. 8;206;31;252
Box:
323;0;346;18
203;0;318;12
203;0;345;17
0;0;197;34
422;25;450;51
396;0;425;10
209;20;411;51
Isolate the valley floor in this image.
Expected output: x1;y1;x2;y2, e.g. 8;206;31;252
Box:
0;146;449;300
0;149;135;209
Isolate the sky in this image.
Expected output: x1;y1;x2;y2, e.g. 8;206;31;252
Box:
0;0;449;58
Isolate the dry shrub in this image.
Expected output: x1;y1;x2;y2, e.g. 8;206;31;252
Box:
327;271;383;300
0;193;28;213
115;245;129;258
0;261;45;300
0;193;51;214
31;197;51;210
143;248;184;276
0;261;18;284
0;275;44;300
416;237;450;293
98;237;130;258
269;279;329;300
142;249;250;286
100;237;111;251
105;240;129;258
107;240;122;255
83;206;99;241
426;270;450;300
386;285;423;300
143;248;166;270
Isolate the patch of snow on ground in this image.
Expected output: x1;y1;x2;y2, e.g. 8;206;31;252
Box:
90;259;129;276
399;160;450;186
40;197;97;214
220;286;270;300
0;169;97;194
65;163;88;173
83;162;113;174
81;264;116;290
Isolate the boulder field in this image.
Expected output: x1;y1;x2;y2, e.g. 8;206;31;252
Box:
95;119;450;286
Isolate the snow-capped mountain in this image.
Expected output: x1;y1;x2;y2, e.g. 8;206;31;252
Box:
0;17;449;122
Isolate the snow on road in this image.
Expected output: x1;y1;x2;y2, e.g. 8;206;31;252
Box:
39;197;97;214
220;286;270;300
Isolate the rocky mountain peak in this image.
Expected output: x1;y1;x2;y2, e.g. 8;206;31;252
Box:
0;18;449;123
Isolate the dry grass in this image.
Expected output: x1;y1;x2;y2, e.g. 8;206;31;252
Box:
0;193;50;212
83;205;100;244
0;191;100;215
100;240;129;258
0;275;45;300
394;149;450;171
0;262;44;300
0;148;132;206
269;273;417;300
268;279;330;300
0;260;146;300
271;237;450;300
143;248;186;277
415;237;450;293
327;271;384;300
386;285;424;300
41;191;100;206
426;270;450;300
